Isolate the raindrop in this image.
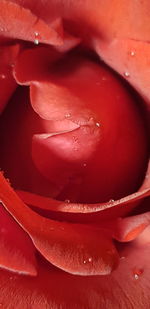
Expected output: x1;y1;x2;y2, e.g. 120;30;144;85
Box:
95;122;100;127
109;199;115;202
130;51;135;56
83;260;87;264
34;39;39;45
124;71;130;78
120;256;125;260
83;163;87;167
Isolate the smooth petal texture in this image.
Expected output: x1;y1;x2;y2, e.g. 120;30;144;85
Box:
95;39;150;106
9;0;150;43
0;0;63;45
113;212;150;242
0;204;37;276
0;44;20;113
0;228;149;308
0;172;119;275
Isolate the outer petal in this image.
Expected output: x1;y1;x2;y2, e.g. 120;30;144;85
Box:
0;227;149;309
9;0;150;42
0;204;37;276
0;0;62;45
0;172;119;276
95;39;150;106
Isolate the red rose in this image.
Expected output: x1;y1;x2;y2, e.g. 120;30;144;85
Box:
0;0;150;308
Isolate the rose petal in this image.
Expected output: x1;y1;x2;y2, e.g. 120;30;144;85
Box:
9;0;150;43
94;39;150;106
0;204;37;276
0;0;62;45
0;44;20;113
0;228;149;308
0;172;119;275
113;212;150;242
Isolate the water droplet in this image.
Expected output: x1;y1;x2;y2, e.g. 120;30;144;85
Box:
120;256;125;260
65;113;71;118
34;39;39;45
145;174;149;179
83;163;87;167
133;268;143;280
9;276;13;280
88;257;92;262
134;273;139;280
95;122;100;127
83;260;87;264
34;31;39;37
124;71;130;78
109;199;115;202
102;76;107;81
0;74;6;79
130;51;135;56
65;199;70;203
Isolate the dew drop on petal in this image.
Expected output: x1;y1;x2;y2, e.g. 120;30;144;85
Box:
65;113;71;118
109;199;115;202
0;74;6;79
133;268;143;280
34;31;39;37
65;199;70;203
96;122;100;127
130;51;135;56
124;71;130;78
88;257;92;262
34;39;39;45
83;260;87;264
83;163;87;167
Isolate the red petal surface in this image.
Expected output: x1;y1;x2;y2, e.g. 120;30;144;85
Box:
0;44;20;113
0;0;62;45
0;172;119;275
95;39;150;106
0;204;37;276
114;212;150;242
0;227;149;309
9;0;150;43
13;51;148;204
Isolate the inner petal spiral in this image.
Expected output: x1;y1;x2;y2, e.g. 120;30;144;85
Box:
0;51;148;204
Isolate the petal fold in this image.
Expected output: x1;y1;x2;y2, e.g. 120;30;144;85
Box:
0;203;37;276
0;172;119;276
